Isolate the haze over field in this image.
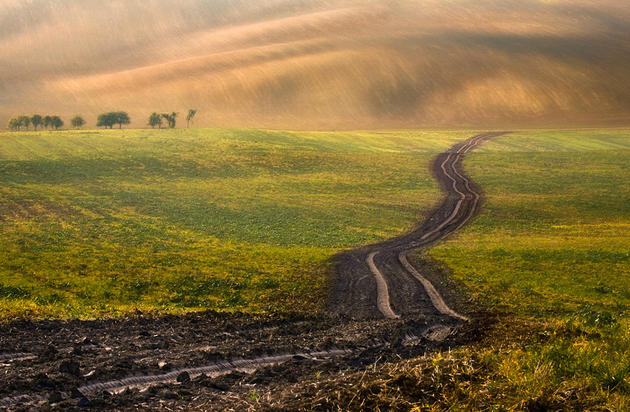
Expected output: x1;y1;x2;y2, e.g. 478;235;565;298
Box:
1;0;630;129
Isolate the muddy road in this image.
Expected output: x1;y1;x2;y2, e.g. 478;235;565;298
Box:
0;133;506;410
330;132;506;319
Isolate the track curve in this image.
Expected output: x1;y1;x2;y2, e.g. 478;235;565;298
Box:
330;132;508;319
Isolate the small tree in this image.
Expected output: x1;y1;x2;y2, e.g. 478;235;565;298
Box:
17;115;31;130
50;116;63;130
97;111;130;129
161;112;177;128
148;112;162;129
31;114;43;131
186;109;197;128
114;111;130;129
71;115;85;129
8;118;19;131
43;115;53;130
97;112;114;128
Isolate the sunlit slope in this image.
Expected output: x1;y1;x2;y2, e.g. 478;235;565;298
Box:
0;128;468;319
1;0;630;129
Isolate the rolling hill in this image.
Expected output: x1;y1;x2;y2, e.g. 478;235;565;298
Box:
1;0;629;129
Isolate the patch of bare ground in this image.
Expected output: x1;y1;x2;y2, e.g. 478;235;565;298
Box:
157;316;603;412
0;199;77;222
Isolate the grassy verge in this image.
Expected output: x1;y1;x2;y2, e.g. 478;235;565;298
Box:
0;128;469;319
426;130;630;409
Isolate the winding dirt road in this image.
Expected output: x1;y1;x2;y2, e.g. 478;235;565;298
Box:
0;132;506;410
330;132;507;319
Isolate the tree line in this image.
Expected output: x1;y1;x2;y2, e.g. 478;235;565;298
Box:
7;115;71;131
148;110;197;129
6;109;198;131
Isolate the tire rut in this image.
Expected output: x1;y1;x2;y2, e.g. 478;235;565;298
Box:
330;132;509;319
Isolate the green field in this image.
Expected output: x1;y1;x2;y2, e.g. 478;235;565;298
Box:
2;128;629;408
0;128;469;319
425;130;630;409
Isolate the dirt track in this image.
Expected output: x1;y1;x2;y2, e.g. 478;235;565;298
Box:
330;132;506;319
0;133;505;410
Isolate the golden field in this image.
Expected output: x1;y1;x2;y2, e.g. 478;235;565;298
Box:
1;0;630;129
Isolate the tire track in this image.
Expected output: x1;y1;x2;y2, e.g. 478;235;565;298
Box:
0;347;371;408
0;353;36;362
366;252;400;319
78;348;354;396
370;134;485;319
394;134;490;321
398;253;467;321
331;132;508;319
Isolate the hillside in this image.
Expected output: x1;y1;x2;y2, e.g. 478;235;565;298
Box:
1;0;630;129
0;128;469;319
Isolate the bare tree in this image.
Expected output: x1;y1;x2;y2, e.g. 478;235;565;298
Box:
186;109;197;128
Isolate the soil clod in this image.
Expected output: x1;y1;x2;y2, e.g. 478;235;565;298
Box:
59;360;81;376
177;371;191;383
77;396;90;407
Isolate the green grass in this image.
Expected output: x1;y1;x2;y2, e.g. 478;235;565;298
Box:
0;128;470;319
2;127;630;408
428;129;630;409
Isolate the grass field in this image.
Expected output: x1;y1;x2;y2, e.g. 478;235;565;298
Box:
0;128;469;319
253;129;630;410
2;128;629;408
424;130;630;409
